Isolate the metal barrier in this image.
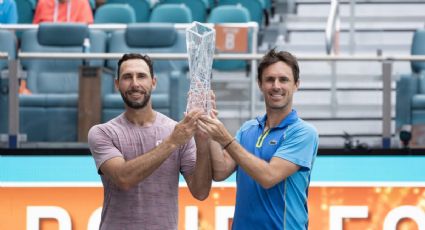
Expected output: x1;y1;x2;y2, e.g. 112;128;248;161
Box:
11;51;425;148
2;23;425;148
2;22;259;148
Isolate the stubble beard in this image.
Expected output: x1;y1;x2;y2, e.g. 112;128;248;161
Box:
120;89;151;110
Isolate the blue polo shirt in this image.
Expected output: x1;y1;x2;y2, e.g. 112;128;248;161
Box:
232;110;319;230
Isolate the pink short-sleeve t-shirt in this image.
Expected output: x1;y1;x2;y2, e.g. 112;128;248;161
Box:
88;112;196;230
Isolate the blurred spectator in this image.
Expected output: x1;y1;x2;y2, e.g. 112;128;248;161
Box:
33;0;93;24
0;0;18;23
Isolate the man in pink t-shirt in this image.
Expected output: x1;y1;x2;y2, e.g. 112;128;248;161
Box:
88;53;212;230
33;0;93;24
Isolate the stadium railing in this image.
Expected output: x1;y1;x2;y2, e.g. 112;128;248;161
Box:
2;23;425;149
0;22;259;148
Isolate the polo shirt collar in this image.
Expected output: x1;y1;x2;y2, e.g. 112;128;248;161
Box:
256;110;299;130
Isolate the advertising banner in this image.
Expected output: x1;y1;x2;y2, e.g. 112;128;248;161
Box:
1;156;424;229
1;184;424;230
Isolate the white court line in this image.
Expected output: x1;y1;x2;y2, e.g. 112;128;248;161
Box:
0;182;103;187
2;181;425;187
310;181;425;187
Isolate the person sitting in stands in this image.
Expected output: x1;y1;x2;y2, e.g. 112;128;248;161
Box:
0;0;18;24
33;0;93;24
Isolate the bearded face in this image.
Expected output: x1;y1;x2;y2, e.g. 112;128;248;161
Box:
115;59;156;111
119;87;152;109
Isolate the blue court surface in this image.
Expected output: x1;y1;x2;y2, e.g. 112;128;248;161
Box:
1;155;424;183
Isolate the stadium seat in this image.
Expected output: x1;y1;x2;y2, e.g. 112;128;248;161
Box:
218;0;264;27
262;0;271;10
105;0;151;22
104;23;189;121
0;30;17;135
209;4;249;23
94;4;137;23
19;23;107;142
0;30;16;74
89;0;95;10
396;29;425;130
15;0;35;23
149;4;192;23
207;0;215;9
207;5;251;71
160;0;207;22
260;0;271;24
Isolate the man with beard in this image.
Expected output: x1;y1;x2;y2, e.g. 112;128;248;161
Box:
88;53;212;230
197;49;319;230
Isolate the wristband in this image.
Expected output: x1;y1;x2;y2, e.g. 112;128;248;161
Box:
223;138;235;149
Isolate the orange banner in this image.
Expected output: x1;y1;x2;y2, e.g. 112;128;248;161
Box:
0;186;424;229
215;25;248;53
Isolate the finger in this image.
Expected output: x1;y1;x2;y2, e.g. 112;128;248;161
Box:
210;100;217;111
210;109;218;119
204;115;219;124
197;119;207;128
197;120;211;132
184;109;202;122
198;116;214;124
197;123;209;134
182;111;194;123
191;109;205;121
209;90;216;100
188;107;203;115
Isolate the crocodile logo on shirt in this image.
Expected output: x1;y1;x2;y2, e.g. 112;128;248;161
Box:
269;140;277;145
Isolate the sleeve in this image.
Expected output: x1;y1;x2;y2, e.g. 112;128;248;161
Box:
274;124;319;170
179;137;197;177
235;119;254;143
88;125;124;172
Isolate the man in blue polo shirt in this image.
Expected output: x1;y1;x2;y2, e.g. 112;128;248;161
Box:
198;49;319;229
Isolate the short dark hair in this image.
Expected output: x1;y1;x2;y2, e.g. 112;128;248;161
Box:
257;48;300;83
116;53;154;80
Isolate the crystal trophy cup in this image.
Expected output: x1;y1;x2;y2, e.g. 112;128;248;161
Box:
186;22;216;115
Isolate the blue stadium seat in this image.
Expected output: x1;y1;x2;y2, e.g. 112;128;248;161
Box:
262;0;271;10
0;30;17;135
94;4;136;23
209;4;249;23
104;23;189;121
150;4;192;23
396;29;425;130
160;0;207;22
105;0;151;22
259;0;271;24
207;0;216;8
218;0;264;27
89;0;96;10
15;0;35;23
0;30;16;71
19;23;107;142
208;5;250;71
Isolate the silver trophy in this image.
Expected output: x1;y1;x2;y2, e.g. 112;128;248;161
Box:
186;21;216;115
